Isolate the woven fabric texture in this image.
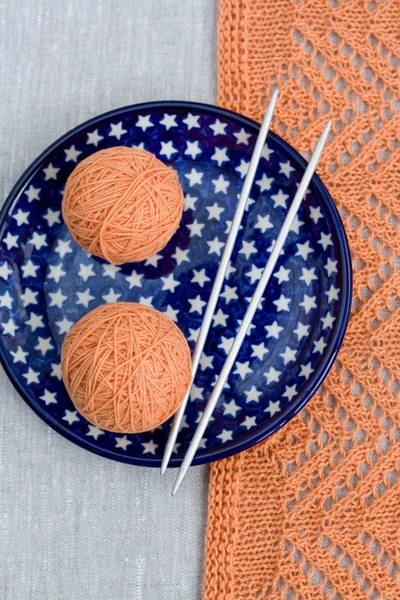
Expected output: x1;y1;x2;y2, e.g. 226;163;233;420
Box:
204;1;400;598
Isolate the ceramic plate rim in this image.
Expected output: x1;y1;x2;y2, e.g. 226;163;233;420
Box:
0;100;352;467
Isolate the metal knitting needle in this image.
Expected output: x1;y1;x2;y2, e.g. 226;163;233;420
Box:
172;119;332;494
160;90;279;474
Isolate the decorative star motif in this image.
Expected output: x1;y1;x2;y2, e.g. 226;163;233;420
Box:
211;147;229;166
29;231;48;250
325;258;338;276
256;173;273;192
40;389;57;405
300;294;317;313
25;312;44;331
23;367;40;385
321;312;336;329
313;337;327;354
251;342;268;360
271;189;288;208
172;247;190;266
244;385;262;403
185;140;202;159
290;215;304;234
318;232;333;250
220;284;238;304
223;399;241;417
265;399;281;416
235;159;250;179
101;264;120;280
160;114;177;130
50;363;62;380
86;425;104;439
142;439;159;454
161;273;180;292
273;294;291;312
191;268;211;288
163;305;179;322
21;260;39;279
3;232;19;249
160;141;178;160
326;284;339;302
78;263;95;282
209;119;227;135
261;144;273;160
21;288;38;308
48;264;65;283
255;214;273;233
103;288;121;303
0;262;12;280
246;264;263;284
183;113;200;129
239;240;257;259
190;384;203;401
280;346;297;365
206;202;225;221
109;121;127;139
135;115;153;131
86;129;104;146
139;296;153;307
64;145;82;162
310;206;323;223
212;308;228;327
76;288;95;308
188;295;206;315
24;185;41;202
300;267;318;285
35;336;54;356
10;346;28;364
55;317;73;334
233;361;253;380
274;265;290;284
42;208;60;227
279;161;295;178
43;163;60;180
211;174;230;194
12;209;30;226
145;254;162;267
0;290;13;309
207;237;224;256
242;416;257;430
296;241;314;260
2;318;18;336
115;435;132;450
218;336;234;354
187;219;205;238
185;168;203;186
217;429;233;443
233;128;251;145
294;322;310;340
184;194;197;211
265;320;283;339
299;362;314;379
264;366;281;384
49;289;67;308
55;239;73;258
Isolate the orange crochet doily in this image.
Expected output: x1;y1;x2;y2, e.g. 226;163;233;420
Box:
204;1;400;598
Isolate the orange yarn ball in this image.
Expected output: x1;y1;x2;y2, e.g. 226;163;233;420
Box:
61;303;191;434
62;147;184;264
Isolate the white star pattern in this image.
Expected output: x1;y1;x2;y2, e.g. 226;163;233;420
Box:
87;129;104;146
0;109;344;461
136;115;153;131
160;141;178;160
24;185;41;202
64;145;82;162
160;114;177;130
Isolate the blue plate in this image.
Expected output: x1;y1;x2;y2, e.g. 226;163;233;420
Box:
0;101;351;466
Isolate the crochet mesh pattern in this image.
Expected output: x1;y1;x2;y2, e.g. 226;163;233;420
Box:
204;1;400;598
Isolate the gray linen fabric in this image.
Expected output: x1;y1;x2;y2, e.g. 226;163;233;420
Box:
0;1;217;598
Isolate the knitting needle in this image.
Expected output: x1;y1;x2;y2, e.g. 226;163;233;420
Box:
172;119;332;494
160;90;279;474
